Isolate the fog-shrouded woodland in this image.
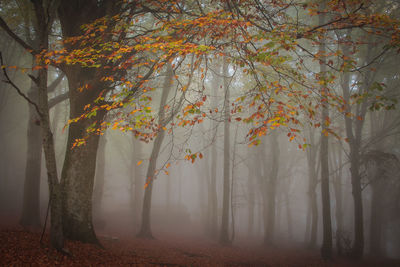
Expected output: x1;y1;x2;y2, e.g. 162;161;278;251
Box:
1;0;400;265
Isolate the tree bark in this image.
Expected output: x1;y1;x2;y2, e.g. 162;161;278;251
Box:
59;66;105;243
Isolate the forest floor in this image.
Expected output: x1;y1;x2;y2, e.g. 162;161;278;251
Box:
1;226;400;266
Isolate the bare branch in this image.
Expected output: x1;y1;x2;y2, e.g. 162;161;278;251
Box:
0;51;42;117
49;92;69;109
47;73;65;93
0;16;37;54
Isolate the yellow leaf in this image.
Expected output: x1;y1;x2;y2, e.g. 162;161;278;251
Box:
137;160;143;166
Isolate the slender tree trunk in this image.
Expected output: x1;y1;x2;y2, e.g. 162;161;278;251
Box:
285;191;293;240
319;5;333;259
93;135;106;229
137;64;173;238
220;57;231;245
247;164;255;237
305;128;318;248
332;144;344;255
340;35;373;259
264;131;279;244
29;1;65;251
209;61;220;238
130;138;143;231
210;138;218;237
20;85;42;228
369;179;384;258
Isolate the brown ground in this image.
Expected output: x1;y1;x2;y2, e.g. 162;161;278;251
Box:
1;226;400;266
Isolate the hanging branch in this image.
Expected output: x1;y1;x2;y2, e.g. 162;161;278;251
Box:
0;51;43;117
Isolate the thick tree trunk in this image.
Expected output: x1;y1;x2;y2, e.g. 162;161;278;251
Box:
137;64;173;238
60;68;105;243
220;57;231;245
57;0;121;244
20;87;42;228
61;123;101;243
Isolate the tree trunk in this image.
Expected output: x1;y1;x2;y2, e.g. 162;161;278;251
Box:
132;138;143;231
305;128;318;248
220;57;231;245
369;179;384;257
209;60;221;238
319;5;333;259
264;131;279;244
332;144;344;255
340;37;373;259
20;86;42;228
58;0;122;243
350;155;363;258
38;53;64;252
285;191;293;240
137;64;173;238
247;163;255;237
93;135;106;229
60;67;105;243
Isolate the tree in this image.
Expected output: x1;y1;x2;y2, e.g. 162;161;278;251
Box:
220;56;232;245
0;0;65;250
305;127;319;248
318;2;333;260
92;134;107;229
137;64;174;238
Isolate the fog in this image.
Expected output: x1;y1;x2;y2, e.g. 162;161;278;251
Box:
1;0;400;265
